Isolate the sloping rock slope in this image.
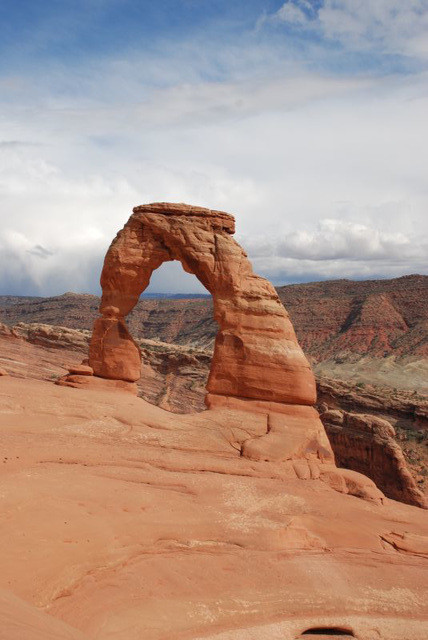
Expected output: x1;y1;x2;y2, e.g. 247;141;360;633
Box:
1;376;428;640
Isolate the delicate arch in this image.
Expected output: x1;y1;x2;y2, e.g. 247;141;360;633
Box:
88;203;316;406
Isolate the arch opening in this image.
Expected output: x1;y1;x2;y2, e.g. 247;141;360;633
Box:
143;260;209;298
128;261;216;414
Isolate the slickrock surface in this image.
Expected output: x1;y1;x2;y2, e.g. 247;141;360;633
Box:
0;589;88;640
1;376;428;640
88;203;315;405
0;322;84;381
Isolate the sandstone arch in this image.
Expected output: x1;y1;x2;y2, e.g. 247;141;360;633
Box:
88;202;316;406
79;202;388;498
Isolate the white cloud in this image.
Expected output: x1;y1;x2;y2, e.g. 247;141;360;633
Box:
274;3;308;26
1;66;428;294
266;0;428;59
280;219;417;261
1;9;428;295
237;217;427;285
319;0;428;57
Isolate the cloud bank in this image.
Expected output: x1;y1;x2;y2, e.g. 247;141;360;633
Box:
0;1;427;295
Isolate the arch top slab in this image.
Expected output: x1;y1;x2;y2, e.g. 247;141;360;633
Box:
89;202;317;407
132;202;236;235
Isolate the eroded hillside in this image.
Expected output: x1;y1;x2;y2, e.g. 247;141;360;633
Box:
2;274;427;363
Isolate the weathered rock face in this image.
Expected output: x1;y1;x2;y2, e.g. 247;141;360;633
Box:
88;314;141;382
320;407;427;509
317;376;428;429
89;203;316;406
12;322;90;353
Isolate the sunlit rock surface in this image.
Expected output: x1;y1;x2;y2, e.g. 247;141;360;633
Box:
1;376;428;640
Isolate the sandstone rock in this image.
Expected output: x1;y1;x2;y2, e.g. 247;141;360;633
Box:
347;412;396;437
89;316;141;382
339;468;386;504
320;408;344;425
4;275;427;365
1;376;427;640
67;364;93;376
13;323;90;353
0;367;9;376
321;408;427;508
277;274;428;362
239;403;334;464
3;317;423;509
0;322;17;339
319;466;385;504
85;203;418;493
89;203;316;405
317;375;428;430
206;392;335;464
380;530;428;557
0;587;89;640
56;374;138;395
0;324;84;383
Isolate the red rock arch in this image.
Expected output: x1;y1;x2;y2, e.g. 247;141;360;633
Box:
88;203;316;406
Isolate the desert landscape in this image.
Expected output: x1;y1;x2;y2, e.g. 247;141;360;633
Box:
2;272;427;503
2;3;428;639
0;203;427;640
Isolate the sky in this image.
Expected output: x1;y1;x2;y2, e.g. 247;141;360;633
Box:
1;0;428;296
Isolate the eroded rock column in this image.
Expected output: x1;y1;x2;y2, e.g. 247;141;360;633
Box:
88;305;141;382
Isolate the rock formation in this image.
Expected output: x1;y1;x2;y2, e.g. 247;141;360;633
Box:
88;203;316;406
3;275;428;357
84;203;337;466
73;203;390;498
317;376;428;429
320;407;427;509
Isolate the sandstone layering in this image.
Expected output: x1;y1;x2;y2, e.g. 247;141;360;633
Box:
1;203;428;640
319;407;427;509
